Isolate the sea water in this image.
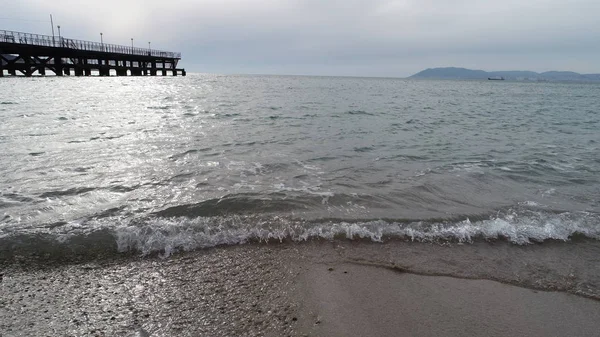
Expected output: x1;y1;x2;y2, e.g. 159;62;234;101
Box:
0;74;599;259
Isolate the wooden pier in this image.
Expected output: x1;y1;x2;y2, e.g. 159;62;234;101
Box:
0;30;185;77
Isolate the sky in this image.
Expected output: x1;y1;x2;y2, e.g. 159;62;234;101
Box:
2;0;599;77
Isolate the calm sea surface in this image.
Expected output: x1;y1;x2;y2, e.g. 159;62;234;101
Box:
0;74;599;257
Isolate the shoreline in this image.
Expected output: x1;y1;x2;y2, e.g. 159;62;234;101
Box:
1;241;600;336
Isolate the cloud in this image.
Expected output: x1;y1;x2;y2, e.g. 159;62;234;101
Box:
3;0;599;76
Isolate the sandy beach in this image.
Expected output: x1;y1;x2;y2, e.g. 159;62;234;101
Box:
2;241;600;336
298;262;600;337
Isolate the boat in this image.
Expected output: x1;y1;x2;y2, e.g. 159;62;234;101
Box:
488;77;505;80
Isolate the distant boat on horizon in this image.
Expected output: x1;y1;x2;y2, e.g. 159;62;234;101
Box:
488;77;505;81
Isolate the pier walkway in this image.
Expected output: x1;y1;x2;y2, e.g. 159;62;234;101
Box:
0;30;186;77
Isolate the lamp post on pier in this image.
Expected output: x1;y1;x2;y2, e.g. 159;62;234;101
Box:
50;14;55;47
100;32;104;51
57;25;61;46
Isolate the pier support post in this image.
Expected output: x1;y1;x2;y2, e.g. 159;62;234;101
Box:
98;59;109;76
74;59;83;76
82;59;91;76
23;54;32;77
150;61;157;76
0;55;5;77
54;57;63;76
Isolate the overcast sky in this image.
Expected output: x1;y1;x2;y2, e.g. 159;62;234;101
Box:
3;0;599;77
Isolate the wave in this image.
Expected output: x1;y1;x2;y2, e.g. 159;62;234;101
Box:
1;207;598;262
346;110;375;116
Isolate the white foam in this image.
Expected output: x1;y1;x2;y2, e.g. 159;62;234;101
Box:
109;210;600;257
518;201;546;208
5;208;598;258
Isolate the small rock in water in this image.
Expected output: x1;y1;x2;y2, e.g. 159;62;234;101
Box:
327;267;334;271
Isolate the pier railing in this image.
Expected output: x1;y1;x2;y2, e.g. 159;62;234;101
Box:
0;30;181;59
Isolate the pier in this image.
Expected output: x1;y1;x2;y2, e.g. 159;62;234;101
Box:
0;30;186;77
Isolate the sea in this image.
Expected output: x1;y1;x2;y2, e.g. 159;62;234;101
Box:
1;74;599;269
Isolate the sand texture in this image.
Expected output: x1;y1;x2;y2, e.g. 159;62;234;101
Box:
298;263;600;337
1;242;599;336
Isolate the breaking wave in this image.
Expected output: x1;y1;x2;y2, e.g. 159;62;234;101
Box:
1;207;599;261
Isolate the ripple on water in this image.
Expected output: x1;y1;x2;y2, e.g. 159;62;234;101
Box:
0;75;599;264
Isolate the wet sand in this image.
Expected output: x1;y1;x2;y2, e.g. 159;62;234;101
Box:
1;246;301;337
298;263;600;337
1;242;599;336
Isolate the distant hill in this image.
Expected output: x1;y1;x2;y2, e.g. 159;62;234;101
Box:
584;74;600;81
410;67;489;79
410;67;600;82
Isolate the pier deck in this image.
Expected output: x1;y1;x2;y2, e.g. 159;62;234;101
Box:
0;30;186;77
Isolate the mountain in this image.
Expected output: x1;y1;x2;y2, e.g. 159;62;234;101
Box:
539;71;588;81
410;67;600;82
410;67;489;79
584;74;600;81
487;70;539;79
